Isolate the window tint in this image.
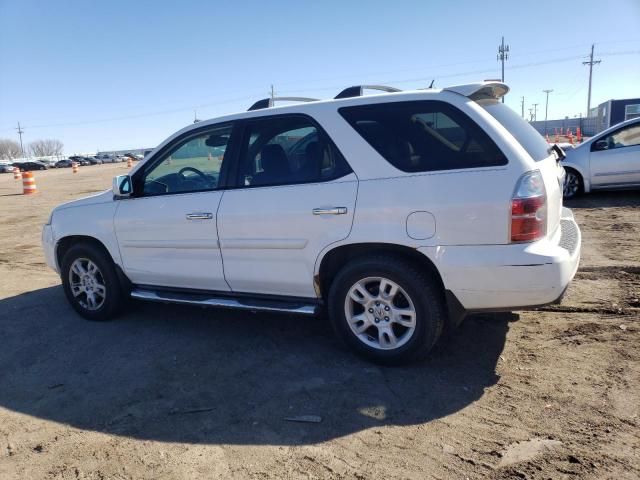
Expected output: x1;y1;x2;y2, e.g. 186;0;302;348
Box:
481;101;550;161
141;125;231;196
339;100;507;172
602;124;640;149
238;115;351;187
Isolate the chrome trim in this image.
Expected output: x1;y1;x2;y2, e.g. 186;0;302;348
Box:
312;207;347;215
593;170;640;177
186;212;213;220
130;288;317;315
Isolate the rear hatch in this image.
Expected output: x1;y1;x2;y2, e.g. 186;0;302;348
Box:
480;100;564;238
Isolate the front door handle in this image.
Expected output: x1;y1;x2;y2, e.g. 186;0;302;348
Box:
312;207;347;215
186;212;213;220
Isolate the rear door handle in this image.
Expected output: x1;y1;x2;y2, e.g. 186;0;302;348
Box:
312;207;347;215
186;212;213;220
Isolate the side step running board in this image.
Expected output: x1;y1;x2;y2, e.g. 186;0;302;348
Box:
130;288;318;316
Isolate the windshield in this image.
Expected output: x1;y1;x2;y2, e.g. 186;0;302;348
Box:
481;101;550;161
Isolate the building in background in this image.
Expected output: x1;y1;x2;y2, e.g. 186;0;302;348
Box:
592;98;640;133
530;97;640;137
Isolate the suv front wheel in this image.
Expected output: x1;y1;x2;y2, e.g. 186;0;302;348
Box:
328;257;445;365
61;242;124;321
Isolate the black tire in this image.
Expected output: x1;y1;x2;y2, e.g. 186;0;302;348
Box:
61;242;124;321
328;256;445;365
563;168;583;199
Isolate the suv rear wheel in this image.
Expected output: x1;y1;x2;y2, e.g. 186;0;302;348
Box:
328;256;445;365
61;243;124;321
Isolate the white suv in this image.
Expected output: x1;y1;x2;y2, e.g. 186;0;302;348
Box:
42;82;581;364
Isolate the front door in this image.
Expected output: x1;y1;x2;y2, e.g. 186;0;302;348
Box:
114;123;234;291
218;114;358;298
590;122;640;187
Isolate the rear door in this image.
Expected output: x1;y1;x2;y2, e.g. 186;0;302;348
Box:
590;122;640;187
217;114;357;298
114;123;236;291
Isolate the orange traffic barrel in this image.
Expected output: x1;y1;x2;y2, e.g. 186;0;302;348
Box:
72;162;79;173
127;158;132;168
22;172;37;194
13;167;22;180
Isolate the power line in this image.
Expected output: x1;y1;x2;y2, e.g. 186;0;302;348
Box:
2;48;636;133
583;44;601;116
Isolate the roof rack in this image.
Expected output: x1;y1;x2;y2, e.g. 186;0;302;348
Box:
334;85;401;99
247;96;319;111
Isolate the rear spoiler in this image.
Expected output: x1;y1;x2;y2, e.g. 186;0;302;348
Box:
444;82;509;101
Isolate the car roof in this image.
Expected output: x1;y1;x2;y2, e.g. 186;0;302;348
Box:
171;81;508;137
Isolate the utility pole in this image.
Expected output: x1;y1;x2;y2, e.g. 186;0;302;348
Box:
497;36;509;103
582;44;601;117
270;85;275;101
528;108;534;122
543;89;553;136
521;96;525;118
15;122;25;158
532;103;539;122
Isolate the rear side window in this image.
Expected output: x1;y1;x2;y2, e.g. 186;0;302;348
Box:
339;100;507;172
237;115;352;188
481;101;550;161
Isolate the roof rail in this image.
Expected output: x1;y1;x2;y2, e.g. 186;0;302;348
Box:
334;85;401;99
247;96;319;111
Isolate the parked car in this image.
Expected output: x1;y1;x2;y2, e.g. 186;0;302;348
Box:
55;159;74;168
42;81;581;364
0;163;15;173
13;161;48;171
85;156;103;165
561;117;640;198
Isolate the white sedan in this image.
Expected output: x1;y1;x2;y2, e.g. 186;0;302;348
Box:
561;117;640;198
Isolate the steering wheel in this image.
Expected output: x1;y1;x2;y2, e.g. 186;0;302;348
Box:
178;166;208;180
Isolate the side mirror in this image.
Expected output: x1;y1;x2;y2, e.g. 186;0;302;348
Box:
112;175;132;198
592;140;608;151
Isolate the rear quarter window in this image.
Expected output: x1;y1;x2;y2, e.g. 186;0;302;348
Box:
338;100;507;173
480;101;550;161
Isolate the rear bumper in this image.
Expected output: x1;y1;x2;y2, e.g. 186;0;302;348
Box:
422;207;581;313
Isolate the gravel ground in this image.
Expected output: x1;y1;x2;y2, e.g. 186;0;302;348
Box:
0;165;638;479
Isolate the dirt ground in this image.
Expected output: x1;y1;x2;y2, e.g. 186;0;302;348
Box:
0;164;638;479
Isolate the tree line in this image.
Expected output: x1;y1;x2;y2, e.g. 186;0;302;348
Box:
0;138;64;160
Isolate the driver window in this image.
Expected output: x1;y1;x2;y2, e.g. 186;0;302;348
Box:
605;124;640;150
142;124;232;195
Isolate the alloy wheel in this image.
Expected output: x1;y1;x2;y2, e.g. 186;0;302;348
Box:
68;258;107;311
344;276;417;350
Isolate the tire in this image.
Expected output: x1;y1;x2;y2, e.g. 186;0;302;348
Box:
328;256;445;365
61;242;125;321
563;168;583;199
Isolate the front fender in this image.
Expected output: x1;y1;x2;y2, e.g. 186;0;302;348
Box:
51;202;122;270
561;160;590;192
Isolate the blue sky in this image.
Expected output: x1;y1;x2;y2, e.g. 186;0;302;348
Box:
1;0;639;154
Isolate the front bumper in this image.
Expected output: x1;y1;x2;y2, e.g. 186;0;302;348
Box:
422;207;581;311
42;223;58;273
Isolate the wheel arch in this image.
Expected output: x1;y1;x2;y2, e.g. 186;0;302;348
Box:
55;235;131;290
315;242;445;301
562;161;590;192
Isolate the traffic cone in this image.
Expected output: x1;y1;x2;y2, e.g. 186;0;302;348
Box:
72;162;79;173
13;167;22;180
569;131;574;145
127;158;132;168
576;127;582;142
22;172;37;194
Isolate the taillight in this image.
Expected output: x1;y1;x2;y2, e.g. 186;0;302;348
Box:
511;170;547;243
